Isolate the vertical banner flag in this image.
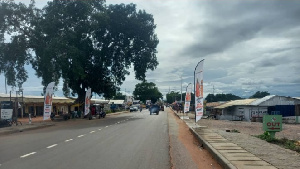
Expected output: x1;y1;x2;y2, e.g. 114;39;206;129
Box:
184;83;192;113
194;60;204;122
84;88;92;116
43;82;55;120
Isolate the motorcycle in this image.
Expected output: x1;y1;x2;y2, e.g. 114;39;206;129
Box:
98;111;106;119
50;112;55;121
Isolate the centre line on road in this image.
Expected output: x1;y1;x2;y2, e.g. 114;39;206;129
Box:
98;129;102;130
47;144;58;149
90;131;95;133
65;139;73;142
78;135;85;138
105;126;108;128
20;152;36;158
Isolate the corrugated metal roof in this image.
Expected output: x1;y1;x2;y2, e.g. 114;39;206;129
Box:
108;100;124;104
206;102;227;107
90;99;109;104
0;93;75;104
250;95;276;106
0;93;12;97
293;97;300;100
215;99;257;109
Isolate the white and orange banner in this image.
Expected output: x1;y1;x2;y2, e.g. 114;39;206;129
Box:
84;88;92;116
43;82;55;120
184;83;192;113
194;60;204;123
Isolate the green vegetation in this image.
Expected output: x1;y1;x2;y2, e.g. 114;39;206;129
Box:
205;91;271;102
0;0;159;102
166;91;181;104
133;81;162;104
113;92;126;100
255;132;300;153
205;93;243;102
249;91;270;99
231;129;240;133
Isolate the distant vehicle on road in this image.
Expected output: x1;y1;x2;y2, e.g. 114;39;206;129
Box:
149;105;160;115
130;106;138;112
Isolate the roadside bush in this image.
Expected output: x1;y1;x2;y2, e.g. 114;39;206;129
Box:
231;129;240;133
256;131;276;142
255;132;300;153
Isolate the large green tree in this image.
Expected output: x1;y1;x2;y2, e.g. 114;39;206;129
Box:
205;93;243;102
249;91;270;99
166;91;180;104
0;0;159;102
0;0;36;89
133;81;162;104
113;92;126;100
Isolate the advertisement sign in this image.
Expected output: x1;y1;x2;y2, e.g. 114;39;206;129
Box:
0;101;13;120
43;82;55;120
194;60;204;123
263;115;282;132
184;83;192;113
84;88;92;116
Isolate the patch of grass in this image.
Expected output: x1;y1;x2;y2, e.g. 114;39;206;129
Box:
255;131;300;153
231;129;240;133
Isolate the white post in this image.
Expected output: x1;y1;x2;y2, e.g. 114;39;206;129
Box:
29;113;32;124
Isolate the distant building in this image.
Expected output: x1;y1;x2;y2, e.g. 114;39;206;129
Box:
213;95;300;122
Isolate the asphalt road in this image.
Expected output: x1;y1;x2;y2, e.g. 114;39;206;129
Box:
0;110;170;169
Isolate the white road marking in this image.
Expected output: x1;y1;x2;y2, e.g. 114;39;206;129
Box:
90;131;95;133
117;122;120;124
20;152;36;158
98;129;102;131
65;139;73;142
47;144;58;149
105;126;108;128
78;135;85;138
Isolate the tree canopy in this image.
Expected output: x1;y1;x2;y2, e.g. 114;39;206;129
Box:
132;81;162;104
249;91;270;99
0;0;35;89
0;0;159;102
205;93;243;102
113;92;126;100
166;91;180;104
166;91;195;104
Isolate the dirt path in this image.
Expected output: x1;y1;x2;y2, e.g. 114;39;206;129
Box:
168;110;221;169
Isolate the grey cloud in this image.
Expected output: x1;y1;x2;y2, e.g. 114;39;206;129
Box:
181;0;300;58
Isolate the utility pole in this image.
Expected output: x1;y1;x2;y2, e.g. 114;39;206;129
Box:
5;75;7;94
180;76;182;102
213;85;215;95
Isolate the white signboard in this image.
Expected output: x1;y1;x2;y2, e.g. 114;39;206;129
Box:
85;88;92;116
195;60;204;122
43;82;55;120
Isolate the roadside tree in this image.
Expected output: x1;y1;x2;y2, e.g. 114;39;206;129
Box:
249;91;270;98
133;81;162;104
0;0;159;103
166;91;181;104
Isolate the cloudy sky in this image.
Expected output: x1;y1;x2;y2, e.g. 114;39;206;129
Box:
1;0;300;99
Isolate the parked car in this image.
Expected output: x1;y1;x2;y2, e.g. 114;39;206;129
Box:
130;106;138;112
149;105;160;115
